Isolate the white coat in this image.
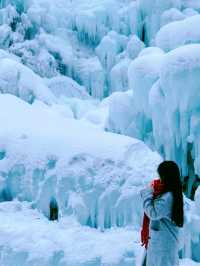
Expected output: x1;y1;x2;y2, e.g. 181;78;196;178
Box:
140;188;180;266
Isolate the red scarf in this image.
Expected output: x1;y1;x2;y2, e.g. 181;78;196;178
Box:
141;179;165;249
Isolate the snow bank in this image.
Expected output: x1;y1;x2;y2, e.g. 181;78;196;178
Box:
156;15;200;52
0;94;161;230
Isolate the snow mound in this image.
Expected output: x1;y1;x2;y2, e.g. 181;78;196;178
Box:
161;8;186;27
156;15;200;52
138;46;165;57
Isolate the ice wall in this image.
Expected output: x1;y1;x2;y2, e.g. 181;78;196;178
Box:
1;0;194;100
127;44;200;198
156;44;200;177
138;0;182;45
0;0;145;98
0;94;161;230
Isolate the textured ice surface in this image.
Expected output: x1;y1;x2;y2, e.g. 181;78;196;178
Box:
0;201;141;266
0;57;55;104
45;76;90;100
161;8;186;27
0;0;144;98
138;0;181;45
156;15;200;52
106;91;135;137
1;0;200;265
0;200;199;266
128;51;164;140
0;94;161;230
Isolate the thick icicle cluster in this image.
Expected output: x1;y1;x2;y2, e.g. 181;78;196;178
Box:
0;94;161;230
107;2;200;199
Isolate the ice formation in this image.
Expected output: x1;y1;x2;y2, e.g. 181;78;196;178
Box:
138;0;182;45
128;51;164;140
105;91;135;137
0;0;146;98
156;15;200;52
0;57;55;104
45;76;90;100
0;94;161;229
1;0;200;265
160;8;186;27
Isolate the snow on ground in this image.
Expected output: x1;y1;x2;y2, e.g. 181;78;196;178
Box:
0;201;199;266
0;201;140;266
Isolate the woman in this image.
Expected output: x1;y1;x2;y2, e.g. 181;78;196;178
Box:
140;161;184;266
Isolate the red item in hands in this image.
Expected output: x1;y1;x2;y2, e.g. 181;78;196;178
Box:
141;179;165;249
151;179;165;196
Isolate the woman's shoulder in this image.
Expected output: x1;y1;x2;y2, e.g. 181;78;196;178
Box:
160;191;173;203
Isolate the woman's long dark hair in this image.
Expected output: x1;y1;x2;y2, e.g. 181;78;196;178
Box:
158;161;184;227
